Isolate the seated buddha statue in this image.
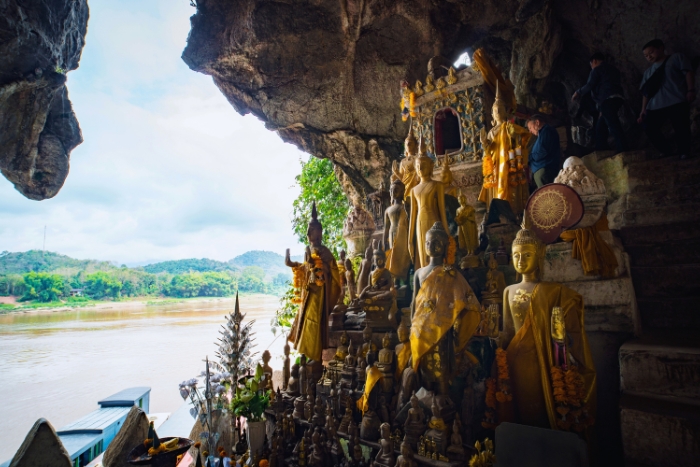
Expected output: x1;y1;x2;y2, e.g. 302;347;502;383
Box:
373;423;395;467
500;215;597;431
478;81;531;214
358;244;398;324
403;393;427;449
396;440;418;467
376;332;395;394
425;398;448;455
446;419;465;460
335;331;350;362
409;222;480;397
285;361;300;399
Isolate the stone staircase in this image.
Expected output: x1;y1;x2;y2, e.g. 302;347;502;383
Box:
585;151;700;467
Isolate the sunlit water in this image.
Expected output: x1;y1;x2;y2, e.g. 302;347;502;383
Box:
0;294;284;460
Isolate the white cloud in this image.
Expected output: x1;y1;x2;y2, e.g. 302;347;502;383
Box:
0;0;308;265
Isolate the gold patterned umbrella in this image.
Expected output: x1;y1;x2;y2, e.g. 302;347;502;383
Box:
526;183;584;244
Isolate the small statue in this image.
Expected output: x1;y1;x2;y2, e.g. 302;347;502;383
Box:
344;257;357;301
396;365;418;416
394;321;411;380
378;395;390;424
373;423;395;467
495;238;509;265
261;350;273;390
356;354;367;391
376;332;395;394
312;393;325;427
305;393;314;422
358;244;398;322
287;361;300;397
356;241;374;296
309;428;325;467
338;404;353;434
485;253;506;295
335;331;350;362
299;354;308;396
285;203;342;362
455;193;478;255
403;393;427;449
360;324;375;359
344;341;357;369
446;66;458;85
391;127;420;201
424;75;435;93
396;440;418;467
446;419;466;460
283;342;291;391
383;179;411;285
552;306;568;369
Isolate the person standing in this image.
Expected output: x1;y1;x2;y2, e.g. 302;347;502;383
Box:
638;39;696;158
526;114;561;188
572;53;628;152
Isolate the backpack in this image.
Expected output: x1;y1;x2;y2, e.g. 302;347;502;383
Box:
641;56;670;99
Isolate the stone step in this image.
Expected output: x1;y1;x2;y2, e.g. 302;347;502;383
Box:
630;264;700;299
636;297;700;331
620;394;700;467
620;335;700;402
622;203;700;227
619;220;700;247
626;185;700;211
624;238;700;267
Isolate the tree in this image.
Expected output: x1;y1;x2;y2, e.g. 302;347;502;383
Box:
291;157;349;255
21;272;65;302
84;272;123;299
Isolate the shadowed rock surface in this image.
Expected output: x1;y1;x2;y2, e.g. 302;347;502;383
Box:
182;0;699;198
8;418;72;467
101;407;150;467
0;0;87;200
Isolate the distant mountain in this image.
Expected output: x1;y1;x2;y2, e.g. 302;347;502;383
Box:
0;250;115;275
142;258;236;274
229;250;300;281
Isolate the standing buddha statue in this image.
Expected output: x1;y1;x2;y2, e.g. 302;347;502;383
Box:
394;321;411;381
344;257;357;302
501;215;596;431
408;139;450;270
383;178;411;285
285;202;342;362
478;81;531;214
454;193;478;255
391;127;420;201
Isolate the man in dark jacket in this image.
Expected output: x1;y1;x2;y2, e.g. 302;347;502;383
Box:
526;114;561;188
572;53;628;152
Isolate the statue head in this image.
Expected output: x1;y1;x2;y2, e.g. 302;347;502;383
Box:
339;249;346;262
397;321;409;342
551;306;566;342
362;324;373;341
373;243;386;269
300;353;307;365
307;202;323;245
390;179;406;202
491;81;509;125
380;422;391;440
344;256;353;272
512;212;545;279
364;240;374;259
348;340;356;356
426;221;449;259
415;154;435;181
405;127;418;157
262;350;271;364
340;330;349;346
410;392;419;408
382;332;391;349
458;193;468;207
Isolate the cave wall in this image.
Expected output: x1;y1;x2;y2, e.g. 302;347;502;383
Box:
0;0;87;200
183;0;699;201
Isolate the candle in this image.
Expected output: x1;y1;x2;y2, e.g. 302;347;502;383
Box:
508;150;515;160
515;147;522;156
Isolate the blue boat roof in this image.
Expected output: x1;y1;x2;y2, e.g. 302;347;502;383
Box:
58;407;131;433
58;432;102;458
98;386;150;407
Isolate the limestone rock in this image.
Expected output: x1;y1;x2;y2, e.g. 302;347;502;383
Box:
101;406;150;467
9;418;72;467
555;157;605;196
0;0;87;200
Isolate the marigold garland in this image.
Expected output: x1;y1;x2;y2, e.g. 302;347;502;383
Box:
291;265;305;304
551;364;594;432
310;253;325;287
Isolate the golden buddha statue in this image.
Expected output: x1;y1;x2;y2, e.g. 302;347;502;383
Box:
383;179;411;285
478;81;531;214
391;127;420;201
285;203;342;363
440;158;458;198
358;244;397;318
408;145;450;270
454;193;478;254
409;222;480;395
394;321;411;380
360;324;375;359
501;215;597;430
334;331;350;362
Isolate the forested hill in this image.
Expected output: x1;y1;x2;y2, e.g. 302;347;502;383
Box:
229;250;302;279
0;250;115;275
143;258;234;274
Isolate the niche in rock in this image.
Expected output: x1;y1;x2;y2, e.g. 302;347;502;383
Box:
434;107;462;156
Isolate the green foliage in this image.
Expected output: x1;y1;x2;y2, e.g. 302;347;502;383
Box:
84;272;123;299
230;364;270;422
292;157;350;255
0;250;114;275
143;258;234;274
0;274;26;296
271;282;298;335
21;272;66;302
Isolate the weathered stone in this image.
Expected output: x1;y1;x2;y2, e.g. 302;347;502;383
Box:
102;406;149;467
9;418;72;467
543;240;627;283
0;0;87;199
495;422;588;467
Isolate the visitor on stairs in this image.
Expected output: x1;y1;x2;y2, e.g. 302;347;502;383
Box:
526;114;561;188
572;52;628;153
638;39;696;159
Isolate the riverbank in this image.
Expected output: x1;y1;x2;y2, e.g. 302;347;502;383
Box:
0;293;280;315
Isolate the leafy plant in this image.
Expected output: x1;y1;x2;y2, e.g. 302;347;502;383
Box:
229;364;270;422
291;157;350;256
271;281;298;335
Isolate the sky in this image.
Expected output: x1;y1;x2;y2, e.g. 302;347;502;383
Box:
0;0;306;266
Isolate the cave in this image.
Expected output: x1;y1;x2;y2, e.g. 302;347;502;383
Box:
1;1;699;466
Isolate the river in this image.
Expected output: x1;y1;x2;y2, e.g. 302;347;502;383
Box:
0;294;284;461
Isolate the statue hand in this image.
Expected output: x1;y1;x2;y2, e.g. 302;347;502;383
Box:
285;248;301;268
479;127;488;147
